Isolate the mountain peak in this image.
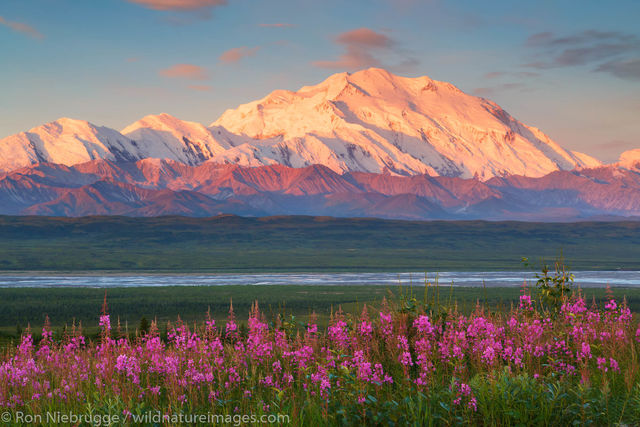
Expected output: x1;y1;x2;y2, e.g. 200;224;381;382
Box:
210;69;600;179
36;117;94;133
121;113;232;164
122;113;206;134
348;67;403;86
53;117;90;125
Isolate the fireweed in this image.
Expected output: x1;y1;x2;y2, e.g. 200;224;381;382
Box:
1;296;640;425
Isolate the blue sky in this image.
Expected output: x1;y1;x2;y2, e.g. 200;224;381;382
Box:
1;0;639;162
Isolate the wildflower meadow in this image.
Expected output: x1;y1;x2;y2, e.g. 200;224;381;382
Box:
2;282;640;425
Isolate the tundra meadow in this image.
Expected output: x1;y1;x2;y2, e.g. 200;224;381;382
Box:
1;266;640;426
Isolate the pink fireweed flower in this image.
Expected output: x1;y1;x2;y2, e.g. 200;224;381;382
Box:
352;350;373;381
561;298;587;316
327;320;349;348
453;381;477;412
605;299;617;310
399;351;414;367
284;345;314;369
205;318;217;336
379;312;393;336
610;358;620;372
17;334;34;356
519;294;533;310
310;366;331;396
307;323;318;334
41;326;53;342
414;315;435;335
578;342;592;361
396;335;410;351
359;320;373;337
115;354;141;384
226;320;238;334
482;345;496;364
260;375;274;387
248;316;268;334
99;314;111;331
620;308;632;323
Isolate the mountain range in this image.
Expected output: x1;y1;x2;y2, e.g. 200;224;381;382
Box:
1;68;638;221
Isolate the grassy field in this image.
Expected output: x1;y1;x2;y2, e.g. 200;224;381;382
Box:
1;211;639;424
2;284;640;344
0;215;640;271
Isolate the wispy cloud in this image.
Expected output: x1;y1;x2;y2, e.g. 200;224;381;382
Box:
259;23;295;28
313;27;415;71
482;70;539;81
159;63;208;80
593;139;637;151
219;46;260;64
484;71;505;79
126;0;226;11
596;58;640;81
523;30;640;81
0;16;43;40
473;83;527;97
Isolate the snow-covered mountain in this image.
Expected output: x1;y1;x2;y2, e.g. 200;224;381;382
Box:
0;68;603;178
121;113;234;163
0;118;141;173
209;68;602;179
0;115;236;174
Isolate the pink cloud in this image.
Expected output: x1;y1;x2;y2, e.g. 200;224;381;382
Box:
159;63;208;80
336;28;393;48
126;0;226;11
0;16;43;39
259;23;295;28
313;48;381;69
314;28;395;70
219;46;260;63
